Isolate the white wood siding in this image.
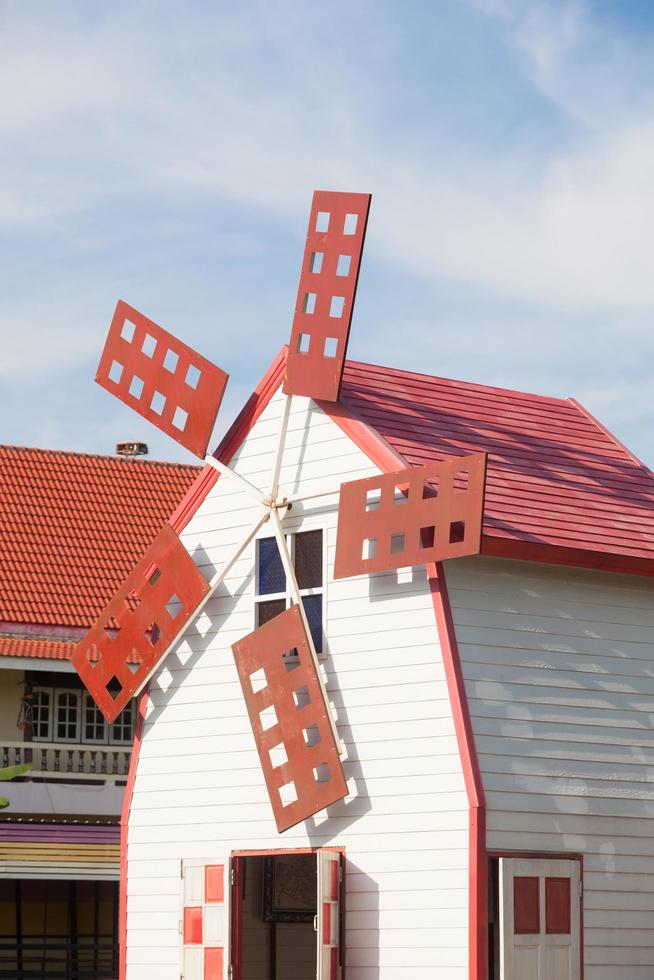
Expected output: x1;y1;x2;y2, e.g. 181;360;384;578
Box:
125;391;469;979
446;555;654;980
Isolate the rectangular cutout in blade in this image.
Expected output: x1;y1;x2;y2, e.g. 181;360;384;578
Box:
232;605;347;833
72;524;210;723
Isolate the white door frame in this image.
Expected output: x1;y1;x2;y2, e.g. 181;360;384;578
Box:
498;854;582;980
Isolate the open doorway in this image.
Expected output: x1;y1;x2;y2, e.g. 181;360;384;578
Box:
234;850;341;980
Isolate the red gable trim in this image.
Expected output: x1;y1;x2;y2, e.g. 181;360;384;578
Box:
168;348;654;579
119;353;289;976
568;396;654;476
168;348;287;535
323;394;489;978
119;688;148;980
429;563;487;980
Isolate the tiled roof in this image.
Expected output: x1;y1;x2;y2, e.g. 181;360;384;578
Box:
339;359;654;569
0;637;76;660
0;446;199;630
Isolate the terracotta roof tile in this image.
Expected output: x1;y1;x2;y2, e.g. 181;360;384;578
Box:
0;637;76;660
0;446;199;630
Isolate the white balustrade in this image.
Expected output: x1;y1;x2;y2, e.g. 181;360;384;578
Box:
1;739;131;783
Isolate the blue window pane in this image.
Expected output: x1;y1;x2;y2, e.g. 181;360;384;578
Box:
302;594;323;654
258;537;286;595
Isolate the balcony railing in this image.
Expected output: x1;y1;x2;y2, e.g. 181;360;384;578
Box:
1;740;130;784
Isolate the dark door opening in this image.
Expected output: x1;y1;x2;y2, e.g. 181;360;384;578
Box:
238;854;317;980
0;878;118;979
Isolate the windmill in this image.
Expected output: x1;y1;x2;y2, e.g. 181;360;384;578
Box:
72;191;487;833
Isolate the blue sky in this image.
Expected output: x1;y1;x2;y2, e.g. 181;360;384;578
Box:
2;0;654;467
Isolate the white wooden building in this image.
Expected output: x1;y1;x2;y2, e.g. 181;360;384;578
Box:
115;349;654;980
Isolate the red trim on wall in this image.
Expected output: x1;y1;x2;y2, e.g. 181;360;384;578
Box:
482;535;654;579
120;352;288;974
119;689;149;980
315;393;490;978
429;562;488;980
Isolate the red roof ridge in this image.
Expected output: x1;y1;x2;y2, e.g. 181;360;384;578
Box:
0;443;200;471
566;397;654;480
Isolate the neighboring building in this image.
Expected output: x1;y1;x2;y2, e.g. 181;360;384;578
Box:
0;445;199;979
115;352;654;980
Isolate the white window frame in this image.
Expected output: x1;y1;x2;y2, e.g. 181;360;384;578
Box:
109;698;136;745
31;687;53;742
31;686;136;745
254;522;327;657
53;689;82;744
82;691;109;745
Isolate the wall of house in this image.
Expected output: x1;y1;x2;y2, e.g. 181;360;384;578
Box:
0;669;24;741
125;389;470;979
446;555;654;980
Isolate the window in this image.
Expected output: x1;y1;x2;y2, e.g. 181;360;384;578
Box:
32;689;51;740
55;691;80;742
111;700;135;744
84;693;107;743
32;687;136;745
255;529;324;653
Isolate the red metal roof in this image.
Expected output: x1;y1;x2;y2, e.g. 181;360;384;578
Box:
338;359;654;573
0;446;199;632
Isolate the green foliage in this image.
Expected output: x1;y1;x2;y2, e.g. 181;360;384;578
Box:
0;763;32;809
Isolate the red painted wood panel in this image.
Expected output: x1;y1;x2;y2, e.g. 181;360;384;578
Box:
545;877;571;935
334;454;486;578
72;524;209;723
183;906;203;945
204;947;224;980
232;605;347;833
284;191;371;401
513;877;540;934
96;300;228;458
205;865;225;904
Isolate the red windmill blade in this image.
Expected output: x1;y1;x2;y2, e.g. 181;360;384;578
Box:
231;604;347;834
73;188;491;837
71;524;211;723
283;190;371;402
96;300;229;458
333;453;488;579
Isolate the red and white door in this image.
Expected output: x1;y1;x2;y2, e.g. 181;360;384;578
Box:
317;849;342;980
499;857;581;980
181;859;231;980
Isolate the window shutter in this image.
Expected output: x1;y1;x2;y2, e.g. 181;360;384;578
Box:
181;859;230;980
317;850;342;980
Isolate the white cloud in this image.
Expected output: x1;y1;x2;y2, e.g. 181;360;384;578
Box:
1;0;654;463
2;0;653;316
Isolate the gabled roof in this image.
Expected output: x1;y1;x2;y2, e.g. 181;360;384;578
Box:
338;359;654;575
191;348;654;578
0;445;200;634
